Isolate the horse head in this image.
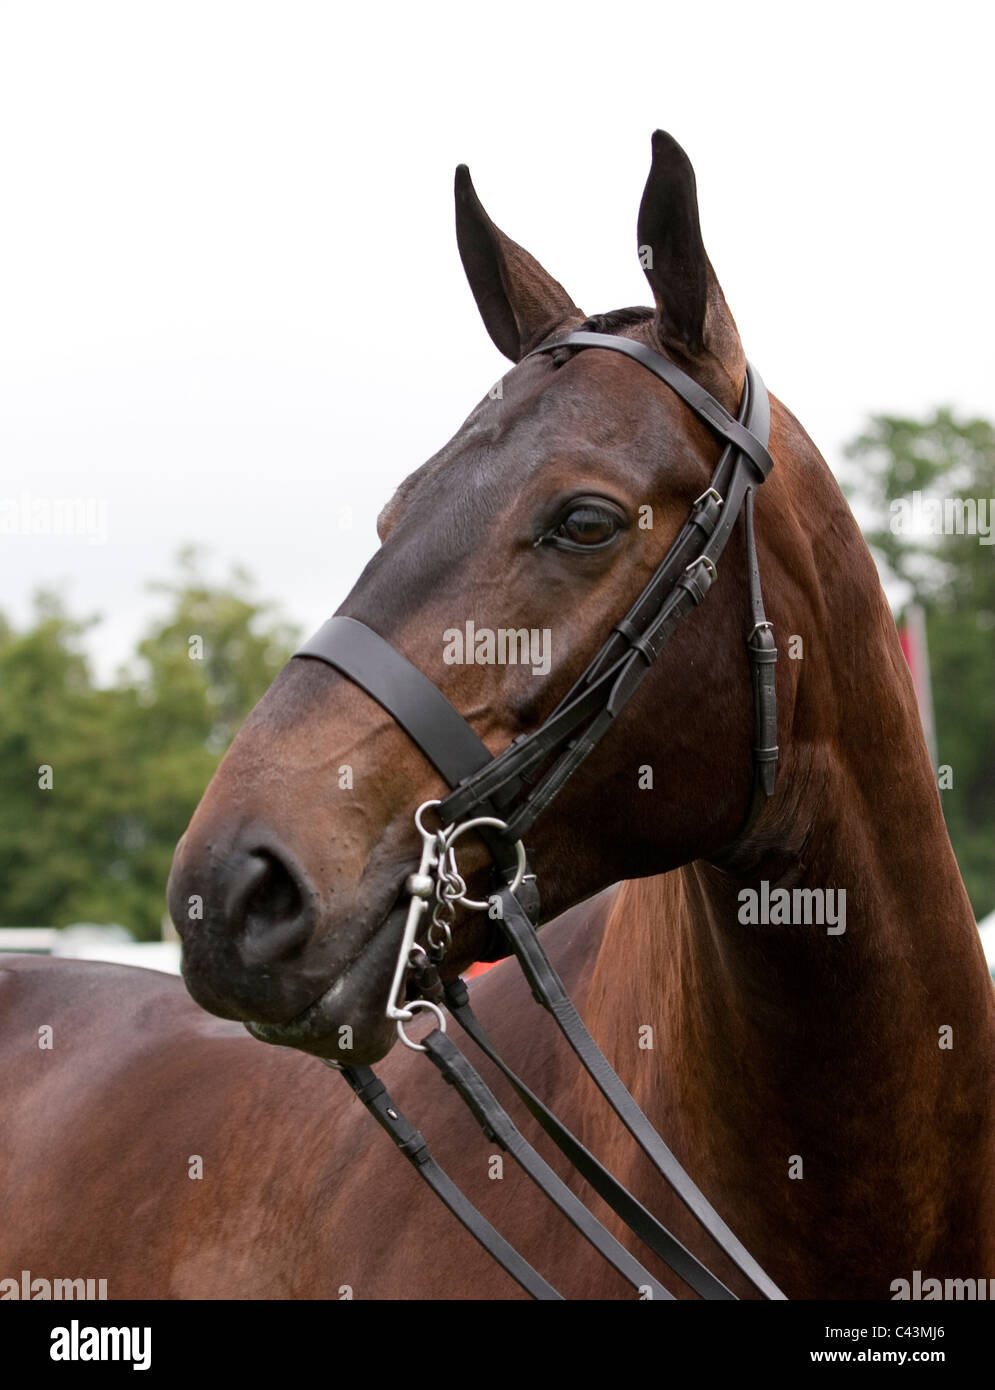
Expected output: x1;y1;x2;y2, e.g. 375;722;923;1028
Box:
167;131;834;1064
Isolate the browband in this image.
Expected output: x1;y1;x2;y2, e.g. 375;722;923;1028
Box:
526;331;774;481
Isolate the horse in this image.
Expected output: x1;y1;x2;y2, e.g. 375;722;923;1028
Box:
1;130;992;1301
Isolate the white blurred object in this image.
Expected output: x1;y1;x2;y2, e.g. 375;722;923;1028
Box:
0;927;61;954
0;923;181;975
978;910;995;974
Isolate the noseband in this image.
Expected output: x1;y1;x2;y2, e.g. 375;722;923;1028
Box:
292;330;785;1300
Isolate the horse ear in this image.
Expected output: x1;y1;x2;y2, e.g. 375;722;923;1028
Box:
636;131;744;386
455;165;581;362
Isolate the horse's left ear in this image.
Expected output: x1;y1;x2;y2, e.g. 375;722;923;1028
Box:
637;131;745;393
455;164;581;362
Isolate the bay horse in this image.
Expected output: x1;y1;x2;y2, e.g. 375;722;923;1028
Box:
1;131;992;1301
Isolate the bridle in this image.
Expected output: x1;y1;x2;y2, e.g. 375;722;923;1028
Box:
292;329;785;1300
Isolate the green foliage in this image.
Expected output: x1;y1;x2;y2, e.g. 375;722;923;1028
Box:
844;408;994;917
0;553;300;939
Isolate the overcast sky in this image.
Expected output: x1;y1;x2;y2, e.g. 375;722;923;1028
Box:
1;1;992;683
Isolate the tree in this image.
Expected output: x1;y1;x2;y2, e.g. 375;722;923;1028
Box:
844;408;994;918
0;553;300;938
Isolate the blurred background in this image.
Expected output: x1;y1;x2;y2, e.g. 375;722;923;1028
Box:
1;2;992;971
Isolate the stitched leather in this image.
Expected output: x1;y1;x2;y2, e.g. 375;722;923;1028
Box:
421;1030;673;1299
444;977;735;1300
495;886;787;1300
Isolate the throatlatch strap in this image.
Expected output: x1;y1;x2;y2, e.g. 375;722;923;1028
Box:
744;487;779;800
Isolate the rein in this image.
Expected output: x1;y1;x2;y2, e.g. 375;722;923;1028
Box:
293;330;785;1300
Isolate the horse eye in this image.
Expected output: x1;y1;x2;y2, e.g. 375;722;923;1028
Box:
551;504;621;548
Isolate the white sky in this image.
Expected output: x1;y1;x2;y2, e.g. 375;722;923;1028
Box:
1;0;992;683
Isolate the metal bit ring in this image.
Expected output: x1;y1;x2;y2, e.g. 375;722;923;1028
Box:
439;817;527;912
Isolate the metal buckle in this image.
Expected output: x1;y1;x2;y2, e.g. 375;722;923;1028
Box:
747;620;774;642
684;556;718;583
693;487;723;508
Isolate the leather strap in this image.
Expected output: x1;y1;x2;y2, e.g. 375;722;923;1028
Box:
421;1029;674;1299
296;617;493;788
493;885;787;1300
293;616;533;895
438;359;775;840
293;339;777;853
745;487;779;799
525;331;774;481
339;1063;562;1299
444;977;736;1299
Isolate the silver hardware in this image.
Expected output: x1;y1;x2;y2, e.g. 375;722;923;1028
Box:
406;872;435;899
397;999;447;1052
693;487;723;508
386;802;527;1044
747;620;774;642
436;816;527;911
385;801;442;1025
426;915;453;954
685;556;718;582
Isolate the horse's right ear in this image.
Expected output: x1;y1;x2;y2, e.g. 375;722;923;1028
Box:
636;131;744;397
455;165;581;362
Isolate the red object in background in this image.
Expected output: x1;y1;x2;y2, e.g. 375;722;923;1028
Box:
898;602;937;766
465;960;495;980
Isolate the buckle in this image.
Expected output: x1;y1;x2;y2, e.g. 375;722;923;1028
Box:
684;556;718;583
693;487;723;508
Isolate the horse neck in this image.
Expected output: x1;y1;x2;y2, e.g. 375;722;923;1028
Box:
584;430;995;1292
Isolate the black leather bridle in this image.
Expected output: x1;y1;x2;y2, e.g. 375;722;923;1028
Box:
292;330;785;1300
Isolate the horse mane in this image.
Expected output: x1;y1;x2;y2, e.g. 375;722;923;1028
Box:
578;307;655;334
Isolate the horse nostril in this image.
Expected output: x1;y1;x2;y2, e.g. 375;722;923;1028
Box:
243;850;303;928
222;846;315;967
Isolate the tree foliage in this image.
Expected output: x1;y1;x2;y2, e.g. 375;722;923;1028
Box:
0;552;299;939
844;408;994;917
